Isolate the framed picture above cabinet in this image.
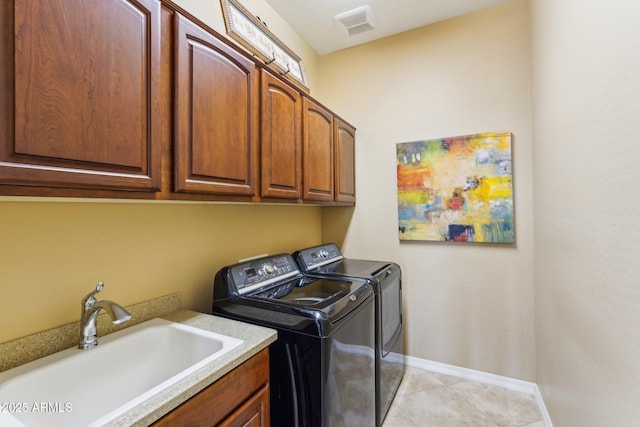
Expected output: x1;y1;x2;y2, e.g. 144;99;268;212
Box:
220;0;309;93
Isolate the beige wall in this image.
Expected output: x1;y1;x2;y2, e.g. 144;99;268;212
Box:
531;0;640;424
319;0;535;381
0;201;321;343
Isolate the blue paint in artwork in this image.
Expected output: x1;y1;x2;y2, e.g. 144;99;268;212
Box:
491;152;512;176
482;222;514;243
424;195;443;212
490;200;513;220
447;224;475;242
496;159;512;176
398;207;416;220
476;149;491;165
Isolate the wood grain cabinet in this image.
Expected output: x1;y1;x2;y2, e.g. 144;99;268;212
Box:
0;0;354;205
0;0;162;191
153;348;270;427
173;13;259;197
334;118;356;204
302;98;357;205
260;70;302;200
302;98;335;202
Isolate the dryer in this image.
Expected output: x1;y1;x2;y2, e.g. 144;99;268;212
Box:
293;244;404;426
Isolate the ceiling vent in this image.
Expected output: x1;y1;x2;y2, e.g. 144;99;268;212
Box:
334;5;378;36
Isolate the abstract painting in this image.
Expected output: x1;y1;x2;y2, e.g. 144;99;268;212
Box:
396;131;514;243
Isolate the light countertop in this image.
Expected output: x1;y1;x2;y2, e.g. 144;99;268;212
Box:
106;310;276;427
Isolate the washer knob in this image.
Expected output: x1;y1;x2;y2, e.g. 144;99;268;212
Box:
320;249;329;258
262;263;275;275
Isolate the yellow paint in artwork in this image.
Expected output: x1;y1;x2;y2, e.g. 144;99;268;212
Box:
461;176;512;242
467;176;512;202
398;189;429;205
469;131;512;151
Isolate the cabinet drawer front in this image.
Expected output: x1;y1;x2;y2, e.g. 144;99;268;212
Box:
0;0;162;191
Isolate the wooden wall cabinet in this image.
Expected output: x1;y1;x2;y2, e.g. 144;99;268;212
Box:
173;13;259;197
0;0;355;205
153;348;270;427
302;98;334;202
260;70;302;200
262;73;357;206
334;118;356;204
0;0;162;191
302;98;356;205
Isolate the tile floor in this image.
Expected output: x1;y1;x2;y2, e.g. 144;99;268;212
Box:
382;366;545;427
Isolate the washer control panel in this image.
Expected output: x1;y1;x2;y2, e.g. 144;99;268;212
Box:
294;243;344;271
230;254;300;295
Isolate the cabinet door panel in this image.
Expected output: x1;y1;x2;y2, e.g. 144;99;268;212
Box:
219;385;269;427
261;71;301;199
174;14;258;196
303;98;334;202
335;119;356;204
0;0;161;191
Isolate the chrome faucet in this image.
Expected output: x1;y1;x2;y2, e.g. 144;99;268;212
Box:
78;281;132;350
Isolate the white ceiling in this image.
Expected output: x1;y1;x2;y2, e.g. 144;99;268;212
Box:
264;0;512;55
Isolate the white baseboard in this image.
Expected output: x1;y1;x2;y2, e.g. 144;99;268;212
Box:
404;355;553;427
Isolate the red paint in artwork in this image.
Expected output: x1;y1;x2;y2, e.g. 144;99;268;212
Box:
447;189;466;210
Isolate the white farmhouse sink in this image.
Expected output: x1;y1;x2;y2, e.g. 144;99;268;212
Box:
0;318;243;427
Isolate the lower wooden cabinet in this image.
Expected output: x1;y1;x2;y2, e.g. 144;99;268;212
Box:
218;386;269;427
152;348;270;427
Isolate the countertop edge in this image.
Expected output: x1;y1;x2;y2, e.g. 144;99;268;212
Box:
112;310;277;427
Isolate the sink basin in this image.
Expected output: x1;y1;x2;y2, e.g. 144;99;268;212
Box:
0;318;244;427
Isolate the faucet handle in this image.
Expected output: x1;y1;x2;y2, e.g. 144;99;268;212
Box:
82;281;105;310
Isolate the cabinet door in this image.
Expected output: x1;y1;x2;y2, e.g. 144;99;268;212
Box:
334;118;356;204
174;14;259;196
218;385;270;427
302;98;334;202
0;0;161;191
261;71;302;199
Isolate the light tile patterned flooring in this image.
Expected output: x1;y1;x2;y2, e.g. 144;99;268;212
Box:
382;366;544;427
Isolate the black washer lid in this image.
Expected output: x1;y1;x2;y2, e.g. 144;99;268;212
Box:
251;276;372;323
315;258;390;277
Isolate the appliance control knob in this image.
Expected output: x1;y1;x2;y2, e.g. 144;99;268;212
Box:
320;249;329;258
262;263;275;275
